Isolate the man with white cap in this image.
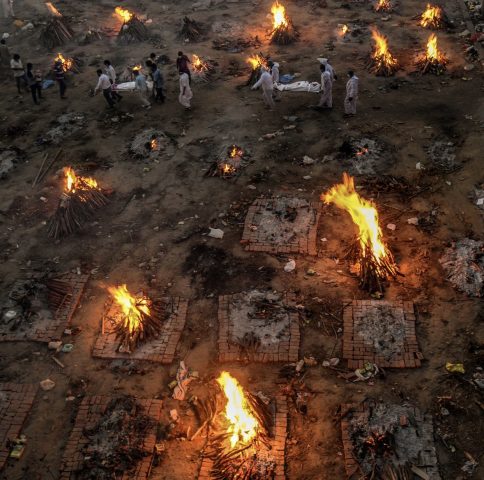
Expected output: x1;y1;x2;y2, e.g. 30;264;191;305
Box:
317;57;336;82
251;66;275;110
344;70;359;116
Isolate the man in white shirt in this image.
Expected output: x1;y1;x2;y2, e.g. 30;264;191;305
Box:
251;67;275;110
103;59;122;102
133;69;151;109
94;69;114;108
10;53;28;94
344;70;359;116
318;58;337;82
178;71;192;109
318;63;333;109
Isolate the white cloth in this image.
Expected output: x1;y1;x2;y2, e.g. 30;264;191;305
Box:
271;63;280;83
178;72;192;108
105;64;116;83
253;71;273;92
10;58;24;77
1;0;14;18
112;81;153;92
318;71;333;107
275;81;321;93
95;74;111;92
345;75;359;114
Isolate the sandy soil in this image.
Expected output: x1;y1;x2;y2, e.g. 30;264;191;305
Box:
0;0;483;479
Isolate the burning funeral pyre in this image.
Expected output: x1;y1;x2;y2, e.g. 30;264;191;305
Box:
416;34;448;74
205;144;247;178
270;2;298;45
180;16;205;42
323;173;399;292
246;53;269;86
53;52;82;73
40;2;74;50
115;7;149;45
107;285;164;353
419;4;445;29
47;167;108;239
191;54;215;83
368;29;399;76
374;0;392;12
203;372;277;479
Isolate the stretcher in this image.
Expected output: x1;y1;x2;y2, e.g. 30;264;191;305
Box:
275;81;321;93
112;81;154;92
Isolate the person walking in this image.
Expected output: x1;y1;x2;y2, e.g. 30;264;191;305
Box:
176;51;191;82
10;53;28;94
94;69;114;108
54;60;67;99
344;70;359;116
133;69;151;109
251;66;275;110
103;59;122;102
151;63;165;103
178;71;192;110
318;63;333;109
26;63;42;104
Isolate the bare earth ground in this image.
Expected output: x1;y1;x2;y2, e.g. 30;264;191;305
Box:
0;0;483;479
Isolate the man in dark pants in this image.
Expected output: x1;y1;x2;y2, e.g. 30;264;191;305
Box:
94;69;114;108
151;63;165;103
10;53;28;94
54;60;66;99
26;63;42;105
176;51;191;83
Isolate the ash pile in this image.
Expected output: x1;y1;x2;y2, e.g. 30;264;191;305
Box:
79;396;155;479
426;140;459;173
0;145;23;179
212;21;261;52
439;238;483;297
344;401;441;479
205;144;249;178
129;129;174;161
338;137;386;175
40;113;86;145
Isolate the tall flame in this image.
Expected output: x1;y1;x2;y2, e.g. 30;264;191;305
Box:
45;2;62;17
54;53;73;72
115;6;133;23
216;372;259;448
323;173;392;273
192;54;207;72
375;0;391;11
371;29;398;70
271;1;288;30
246;54;267;70
420;4;443;28
63;167;99;193
108;284;150;335
426;33;446;62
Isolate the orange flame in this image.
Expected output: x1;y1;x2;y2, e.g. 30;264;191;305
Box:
339;24;349;37
371;29;398;71
356;147;369;157
54;53;73;72
45;2;62;17
220;163;236;175
132;64;142;72
150;138;158;151
64;167;99;194
420;4;443;28
323;173;393;275
108;284;150;335
271;1;288;30
114;6;133;23
216;372;259;448
229;145;243;158
192;54;207;72
375;0;391;11
425;33;447;63
246;54;267;70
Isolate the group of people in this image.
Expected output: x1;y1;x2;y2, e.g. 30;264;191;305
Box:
251;57;359;116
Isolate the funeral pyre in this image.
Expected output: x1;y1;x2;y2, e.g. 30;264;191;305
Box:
205;144;247;178
80;395;156;480
368;29;399;76
374;0;392;12
270;2;298;45
115;7;149;44
54;52;82;73
107;285;163;353
323;173;399;293
416;34;448;74
419;4;445;29
246;53;269;86
180;16;205;42
40;2;74;50
191;54;216;83
47;167;108;239
203;372;276;479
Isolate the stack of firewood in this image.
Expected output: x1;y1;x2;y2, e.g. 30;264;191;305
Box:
40;17;74;50
179;16;204;42
117;16;149;44
270;21;299;45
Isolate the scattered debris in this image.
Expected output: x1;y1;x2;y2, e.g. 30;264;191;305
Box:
40;378;56;391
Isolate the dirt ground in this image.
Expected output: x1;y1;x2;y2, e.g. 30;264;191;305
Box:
0;0;483;479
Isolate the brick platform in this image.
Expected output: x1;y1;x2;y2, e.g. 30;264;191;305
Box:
60;395;163;480
218;291;300;363
198;395;287;480
0;383;38;471
92;297;188;363
240;197;321;255
342;300;423;369
341;401;441;479
0;273;88;343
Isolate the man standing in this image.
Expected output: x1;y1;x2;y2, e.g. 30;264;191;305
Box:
251;66;275;110
133;68;151;109
344;70;359;117
318;63;333;109
151;63;165;104
178;71;192;110
94;69;114;108
54;60;66;99
26;63;42;104
10;53;28;94
1;0;14;18
318;58;337;82
176;51;191;82
103;59;122;102
0;39;10;66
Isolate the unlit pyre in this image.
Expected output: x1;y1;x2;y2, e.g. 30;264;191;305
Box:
368;29;399;76
180;16;204;42
47;167;108;239
416;34;448;75
115;7;149;44
270;2;299;45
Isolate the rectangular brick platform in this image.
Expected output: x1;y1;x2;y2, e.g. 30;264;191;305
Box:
0;383;38;471
198;394;287;480
60;395;163;480
0;273;88;343
343;300;423;368
341;401;441;479
92;297;188;363
240;197;321;255
218;291;300;363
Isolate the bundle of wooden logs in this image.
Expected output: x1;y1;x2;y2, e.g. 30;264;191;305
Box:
270;20;299;45
40;17;74;50
117;16;149;45
416;55;448;75
179;16;204;42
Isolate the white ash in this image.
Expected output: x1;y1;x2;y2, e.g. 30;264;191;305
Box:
350;138;383;175
439;238;483;297
229;290;290;347
0;147;20;179
44;113;86;144
129;129;173;160
354;305;406;359
427;141;458;171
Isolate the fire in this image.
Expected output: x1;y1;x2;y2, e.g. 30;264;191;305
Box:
246;54;267;70
371;29;398;73
339;24;349;37
426;34;446;63
132;64;142;72
192;54;207;72
420;4;443;28
54;53;73;72
356;147;369;157
323;173;394;278
374;0;391;11
271;1;288;30
216;372;259;448
108;284;150;335
114;6;133;23
63;167;99;193
229;145;243;158
45;2;62;17
150;138;158;151
220;163;236;176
